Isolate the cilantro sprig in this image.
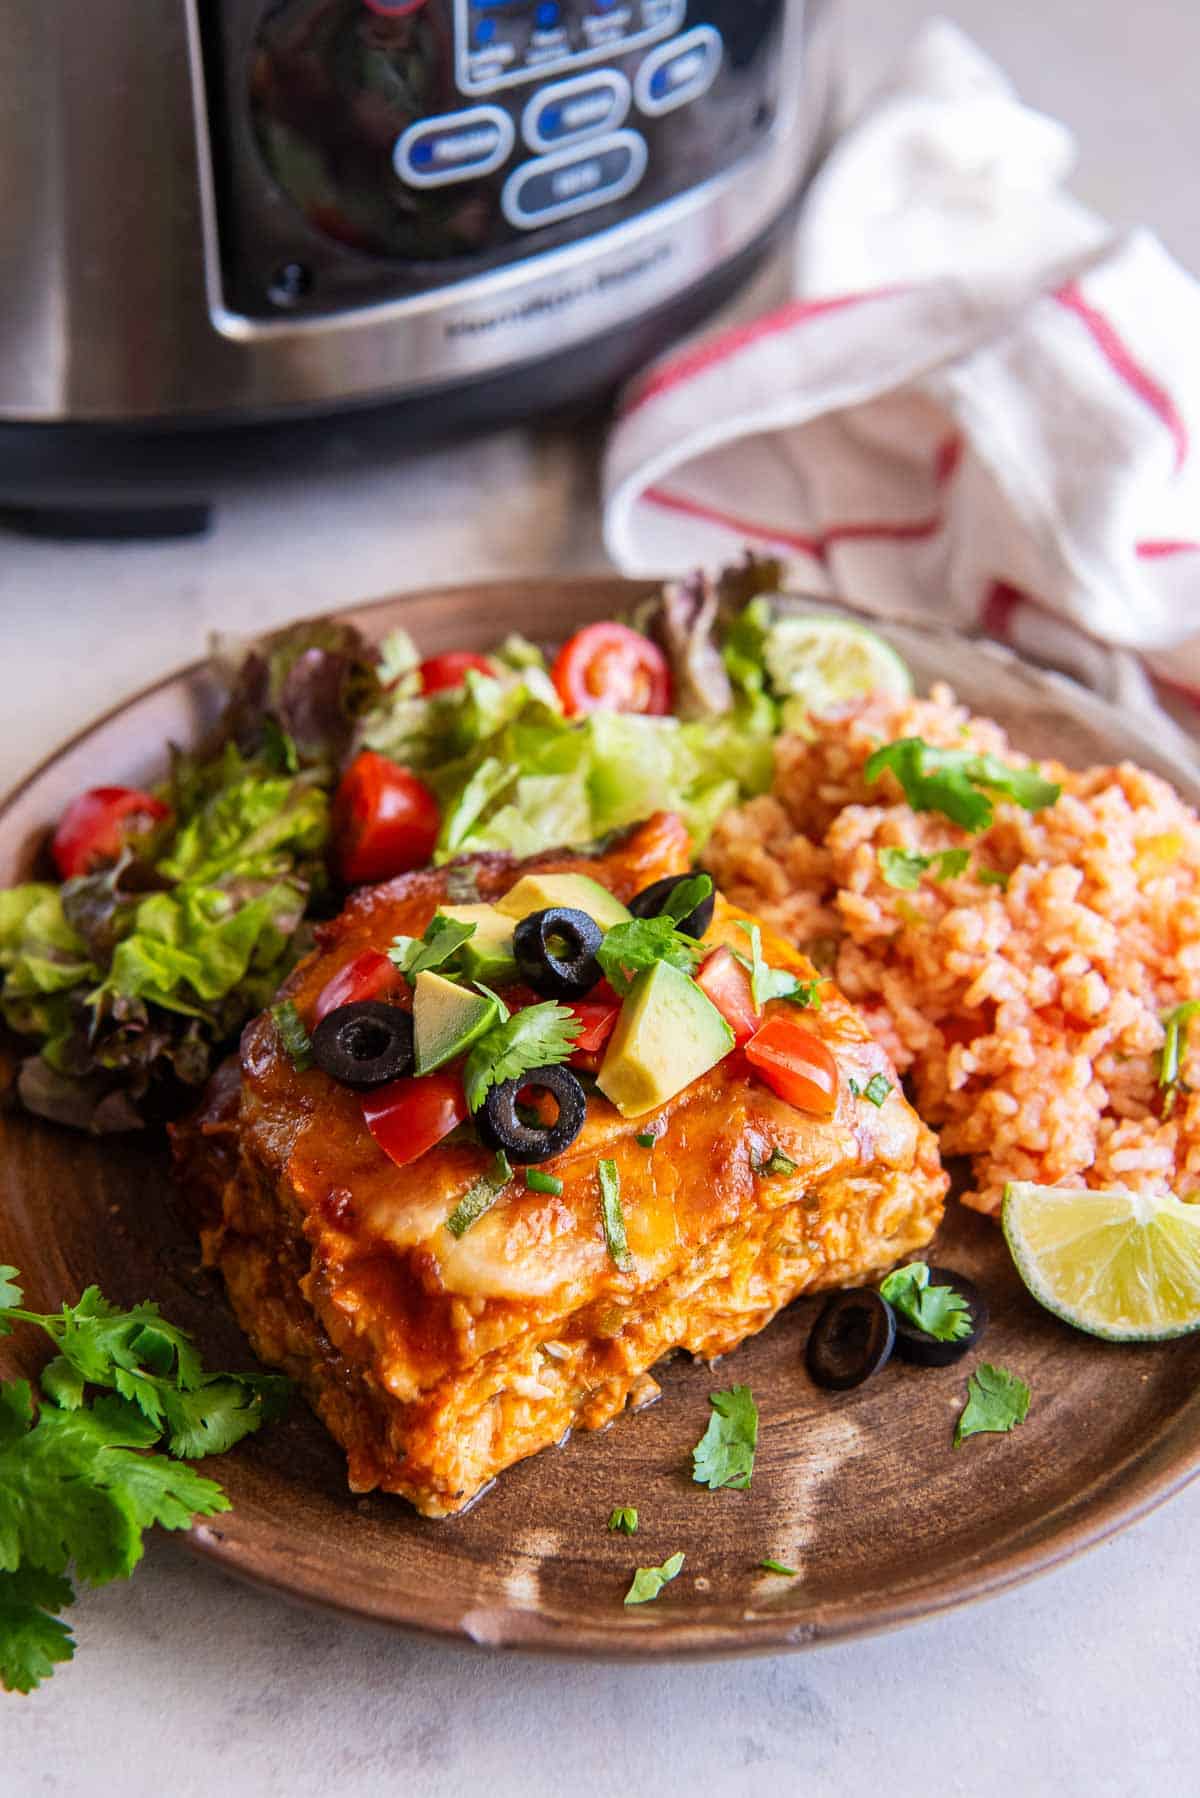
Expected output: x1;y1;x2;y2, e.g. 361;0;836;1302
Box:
691;1385;759;1492
865;738;1061;834
0;1268;287;1694
462;1003;581;1113
596;916;703;998
387;914;476;983
954;1364;1030;1445
880;1263;972;1343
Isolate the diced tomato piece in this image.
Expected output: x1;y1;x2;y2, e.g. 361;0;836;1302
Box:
313;949;405;1023
51;786;171;880
744;1016;839;1117
695;946;759;1046
418;651;497;695
332;750;440;886
567;980;621;1057
361;1070;468;1169
549;622;672;718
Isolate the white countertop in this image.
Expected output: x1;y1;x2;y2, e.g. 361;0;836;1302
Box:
6;5;1200;1792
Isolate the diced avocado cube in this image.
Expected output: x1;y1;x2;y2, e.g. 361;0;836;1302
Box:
412;970;499;1075
597;960;734;1119
439;903;517;984
495;872;631;931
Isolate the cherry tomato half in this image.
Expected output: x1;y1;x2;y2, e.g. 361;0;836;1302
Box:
744;1016;839;1117
51;786;171;881
313;949;406;1024
418;652;497;695
332;751;440;886
361;1070;468;1170
695;946;759;1046
550;623;671;718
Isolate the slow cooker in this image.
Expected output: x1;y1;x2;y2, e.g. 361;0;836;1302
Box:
0;0;836;533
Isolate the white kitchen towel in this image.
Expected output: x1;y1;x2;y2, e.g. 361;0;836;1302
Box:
602;21;1200;726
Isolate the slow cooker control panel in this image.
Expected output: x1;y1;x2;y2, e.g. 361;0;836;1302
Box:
205;0;787;316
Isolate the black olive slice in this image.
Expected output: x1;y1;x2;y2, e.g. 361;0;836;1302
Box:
628;873;715;941
476;1063;587;1165
806;1288;896;1391
891;1265;989;1368
311;1000;414;1090
513;907;603;1000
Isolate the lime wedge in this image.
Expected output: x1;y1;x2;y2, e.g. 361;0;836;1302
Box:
764;615;912;725
1002;1181;1200;1342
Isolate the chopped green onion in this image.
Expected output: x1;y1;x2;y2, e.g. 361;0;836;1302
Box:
446;1153;512;1238
862;1073;892;1107
525;1168;563;1196
635;1132;656;1149
598;1158;631;1270
750;1147;798;1177
1160;1001;1200;1115
271;1000;312;1070
759;1558;799;1577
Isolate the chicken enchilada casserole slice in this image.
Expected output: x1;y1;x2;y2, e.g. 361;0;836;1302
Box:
173;813;947;1516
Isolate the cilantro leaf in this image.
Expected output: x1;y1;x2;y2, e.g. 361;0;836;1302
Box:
734;921;819;1010
759;1558;799;1577
598;1159;632;1270
691;1385;759;1491
977;867;1010;889
880;1262;972;1343
0;1566;76;1694
865;739;1061;834
387;914;476;983
878;847;971;890
608;1506;639;1536
446;1153;513;1238
624;1551;684;1606
654;873;713;924
462;1003;581;1113
271;999;312;1070
596;916;703;997
0;1388;229;1586
954;1363;1030;1445
0;1269;21;1315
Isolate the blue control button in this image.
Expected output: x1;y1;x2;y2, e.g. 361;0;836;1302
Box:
522;70;631;153
535;2;560;27
501;130;648;230
393;105;515;188
634;25;722;117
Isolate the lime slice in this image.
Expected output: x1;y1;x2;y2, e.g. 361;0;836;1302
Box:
1002;1181;1200;1342
764;615;913;725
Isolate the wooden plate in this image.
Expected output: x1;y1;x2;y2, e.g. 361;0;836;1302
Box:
4;576;1200;1658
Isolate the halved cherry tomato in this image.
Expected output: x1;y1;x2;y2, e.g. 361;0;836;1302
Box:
361;1069;468;1170
418;652;496;695
695;947;759;1046
550;622;671;718
332;751;440;886
744;1016;839;1117
51;786;171;880
313;949;405;1024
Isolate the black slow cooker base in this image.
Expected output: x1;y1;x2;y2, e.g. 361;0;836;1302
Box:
0;212;791;541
